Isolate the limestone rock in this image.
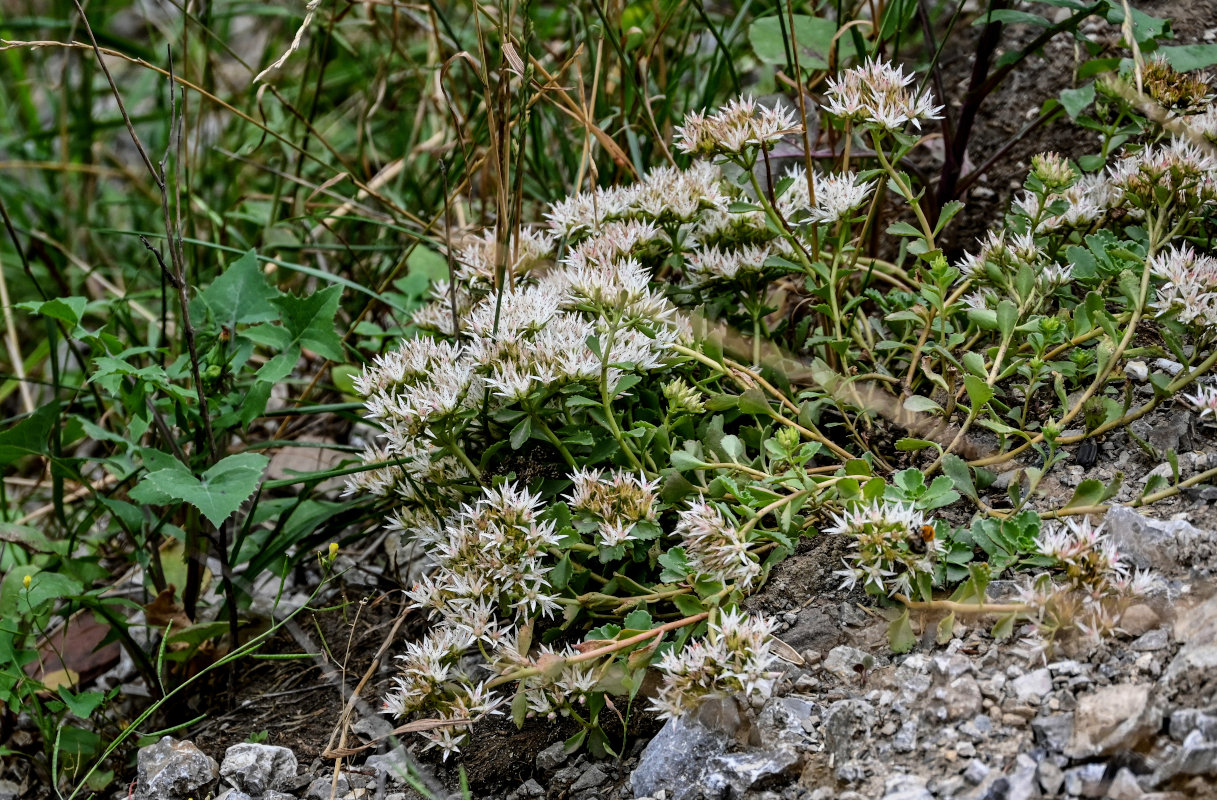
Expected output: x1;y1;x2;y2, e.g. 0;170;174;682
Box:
219;742;297;795
133;737;219;800
1067;684;1163;758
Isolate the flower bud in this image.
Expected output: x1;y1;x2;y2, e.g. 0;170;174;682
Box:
663;378;706;414
776;426;800;452
1031;152;1076;191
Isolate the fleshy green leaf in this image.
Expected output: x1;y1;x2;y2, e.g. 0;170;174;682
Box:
941;453;978;501
888;608;916;653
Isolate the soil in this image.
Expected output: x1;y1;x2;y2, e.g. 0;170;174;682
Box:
936;0;1217;258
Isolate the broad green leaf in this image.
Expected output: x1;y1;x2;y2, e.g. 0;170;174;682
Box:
511;688;528;729
272;285;345;362
1062;478;1107;510
748;15;837;70
509;416;532;450
1;569;83;617
961;351;988;379
737;388;771;416
0;403;58;466
976;9;1051;26
658;547;691;583
138;452;270;527
672;593;706;617
936;612;957;645
966;308;999;331
17;297;89;333
670;450;708;472
996;300;1018;338
1159;44;1217;72
58;687;107;720
888;608;916;653
991;613;1016;640
550;554;573;590
200;250;281;329
622;610;653;631
1058;84;1095;119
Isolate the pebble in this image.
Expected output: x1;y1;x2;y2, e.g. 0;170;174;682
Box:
1037;760;1065;796
962;759;989;785
1131;628;1170;652
1009;668;1053;704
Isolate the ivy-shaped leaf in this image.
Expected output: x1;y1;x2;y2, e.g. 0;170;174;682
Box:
137;453;270;527
200;249;281;330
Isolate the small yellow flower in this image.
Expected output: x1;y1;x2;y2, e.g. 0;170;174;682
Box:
23;574;31;589
328;542;339;560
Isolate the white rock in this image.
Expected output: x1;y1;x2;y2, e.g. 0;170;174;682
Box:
1010;668;1053;704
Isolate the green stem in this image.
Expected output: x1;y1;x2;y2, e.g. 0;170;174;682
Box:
871;130;935;249
528;405;577;470
442;434;483;481
598;321;646;473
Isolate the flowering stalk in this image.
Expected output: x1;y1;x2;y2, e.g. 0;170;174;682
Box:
869;130;936;250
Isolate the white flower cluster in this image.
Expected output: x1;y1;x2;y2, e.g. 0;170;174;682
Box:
652;607;778;720
956;230;1045;281
386;483;562;757
566;468;660;548
826;500;942;598
674;500;761;589
823;58;943;131
406;483;561;625
545;161;730;236
1011;133;1217;237
497;642;603;721
674;95;799;157
1107;137;1217;212
1185;384;1217;419
1150;245;1217;330
1021;516;1156;642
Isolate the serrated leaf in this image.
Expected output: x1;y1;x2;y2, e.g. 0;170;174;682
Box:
272;284;345;362
622;610;653;630
737;388;771;416
962;351;987;377
138;453;270;527
658;547;691;583
200;250;281;329
963;375;994;410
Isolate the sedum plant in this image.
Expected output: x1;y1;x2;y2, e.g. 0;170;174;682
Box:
349;52;1217;757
